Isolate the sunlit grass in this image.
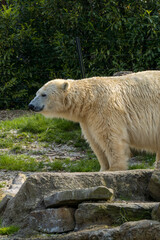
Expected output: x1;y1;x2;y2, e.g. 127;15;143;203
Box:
0;138;13;148
0;114;88;149
48;157;100;172
0;154;44;172
0;225;19;235
0;182;6;188
0;154;99;172
129;154;155;170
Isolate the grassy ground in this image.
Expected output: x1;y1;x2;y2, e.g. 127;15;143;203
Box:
0;114;100;172
0;113;156;172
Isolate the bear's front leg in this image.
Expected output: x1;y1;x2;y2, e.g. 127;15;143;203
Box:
105;136;130;171
80;123;109;171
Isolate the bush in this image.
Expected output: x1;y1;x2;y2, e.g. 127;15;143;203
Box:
0;0;160;108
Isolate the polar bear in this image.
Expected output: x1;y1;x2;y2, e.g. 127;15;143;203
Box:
29;71;160;171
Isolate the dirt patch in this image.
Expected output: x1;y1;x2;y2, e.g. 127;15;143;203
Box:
0;110;32;121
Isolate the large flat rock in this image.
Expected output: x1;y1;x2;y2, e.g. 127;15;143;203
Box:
75;202;158;229
1;170;153;227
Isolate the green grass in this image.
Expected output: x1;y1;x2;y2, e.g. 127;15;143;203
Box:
0;114;88;148
0;225;19;235
48;158;100;172
0;138;13;148
0;153;99;172
0;154;44;172
129;164;152;170
0;219;19;236
10;145;23;154
129;154;155;170
0;182;6;188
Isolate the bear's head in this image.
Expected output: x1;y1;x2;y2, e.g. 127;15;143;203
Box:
28;79;71;117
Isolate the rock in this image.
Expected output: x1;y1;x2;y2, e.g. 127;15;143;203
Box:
115;220;160;240
28;208;75;233
2;170;152;227
44;186;114;208
4;173;26;196
148;170;160;201
75;202;157;229
152;203;160;221
0;195;13;215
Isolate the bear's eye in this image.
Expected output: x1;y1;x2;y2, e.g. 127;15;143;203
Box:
41;93;47;97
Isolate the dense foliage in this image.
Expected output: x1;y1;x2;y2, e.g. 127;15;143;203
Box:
0;0;160;108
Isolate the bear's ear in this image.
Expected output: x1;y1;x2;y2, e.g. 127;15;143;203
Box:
62;81;70;91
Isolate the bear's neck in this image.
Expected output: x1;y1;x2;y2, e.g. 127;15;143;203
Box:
62;85;94;122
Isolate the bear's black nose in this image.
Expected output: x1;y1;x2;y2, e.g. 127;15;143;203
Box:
28;103;35;111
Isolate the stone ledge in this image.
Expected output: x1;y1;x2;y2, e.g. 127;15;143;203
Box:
44;186;113;207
